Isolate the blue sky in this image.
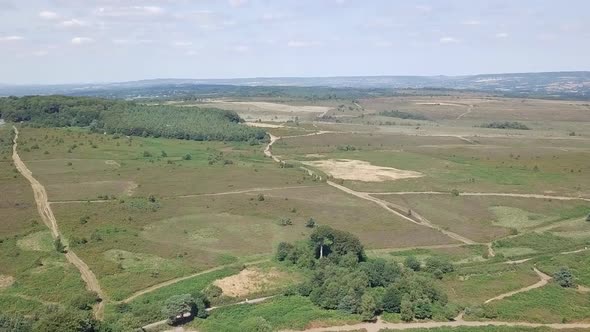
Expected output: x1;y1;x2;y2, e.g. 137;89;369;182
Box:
1;0;589;84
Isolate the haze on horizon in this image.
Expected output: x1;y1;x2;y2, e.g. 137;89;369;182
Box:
1;0;589;85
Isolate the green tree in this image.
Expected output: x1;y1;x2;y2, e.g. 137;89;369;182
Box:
382;286;402;313
404;256;421;271
413;298;433;319
69;291;100;310
337;291;361;314
276;242;294;261
400;295;414;322
306;217;316;228
183;153;192;160
359;293;377;321
162;294;196;324
425;257;454;274
554;267;575;288
239;316;272;332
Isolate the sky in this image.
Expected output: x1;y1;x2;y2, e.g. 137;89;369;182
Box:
1;0;589;84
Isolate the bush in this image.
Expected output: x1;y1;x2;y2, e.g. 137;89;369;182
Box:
69;291;100;310
424;257;453;274
379;110;428;120
257;193;265;201
142;151;152;158
54;237;65;253
479;121;530;130
306;217;316;228
239;316;272;332
554;267;575;288
404;256;421;271
183;154;192;160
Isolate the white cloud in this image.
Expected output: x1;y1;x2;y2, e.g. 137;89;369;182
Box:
495;32;509;38
462;20;481;25
375;41;392;47
71;37;94;45
415;5;432;12
95;6;164;18
0;35;23;41
287;40;321;48
39;10;59;20
33;50;49;56
60;19;87;28
439;36;459;44
233;44;249;53
112;39;153;45
173;41;193;47
229;0;247;7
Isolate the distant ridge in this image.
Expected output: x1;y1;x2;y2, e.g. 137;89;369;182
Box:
1;71;589;99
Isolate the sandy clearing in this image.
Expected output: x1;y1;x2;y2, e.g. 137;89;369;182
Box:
16;231;52;251
0;275;15;289
213;268;285;298
209;101;331;113
302;159;423;182
244;122;284;128
415;102;467;107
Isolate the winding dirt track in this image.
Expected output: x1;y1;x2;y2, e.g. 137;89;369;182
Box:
120;259;269;304
11;126;106;319
484;268;551;304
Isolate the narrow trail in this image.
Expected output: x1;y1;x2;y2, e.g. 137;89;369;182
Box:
120;259;269;303
279;319;590;332
483;268;551;304
456;104;474;120
11;126;106;320
370;191;590;202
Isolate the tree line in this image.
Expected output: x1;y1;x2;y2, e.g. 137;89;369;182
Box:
0;95;266;142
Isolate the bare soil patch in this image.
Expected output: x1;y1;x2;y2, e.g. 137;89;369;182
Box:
105;160;121;167
213;268;287;298
302;159;423;182
244;122;284;128
0;275;15;289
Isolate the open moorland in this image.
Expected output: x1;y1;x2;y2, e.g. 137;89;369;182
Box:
0;92;589;332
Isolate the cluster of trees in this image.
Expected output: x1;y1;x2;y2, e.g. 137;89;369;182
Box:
0;96;267;142
276;226;456;321
479;121;530;130
0;95;128;127
98;106;265;142
379;110;428;121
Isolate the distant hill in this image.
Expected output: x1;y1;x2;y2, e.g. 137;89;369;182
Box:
1;71;589;100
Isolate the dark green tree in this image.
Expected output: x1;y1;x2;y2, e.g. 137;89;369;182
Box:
404;256;421;271
382;286;402;313
554;267;575;288
162;294;196;325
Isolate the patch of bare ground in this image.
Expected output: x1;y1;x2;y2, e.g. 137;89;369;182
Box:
213;268;286;298
0;275;15;289
301;159;423;182
244;122;284;128
104;160;120;167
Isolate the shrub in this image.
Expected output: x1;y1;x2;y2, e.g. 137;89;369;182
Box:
450;189;460;196
404;256;421;271
554;267;575;288
400;296;414;322
239;316;272;332
306;217;316;228
54;237;65;253
162;294;196;325
142;151;153;158
479;121;530;130
183;154;192;160
257;193;265;201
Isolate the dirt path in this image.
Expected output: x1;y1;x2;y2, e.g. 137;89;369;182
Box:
11;126;106;319
280;319;590;332
371;191;590;202
456;104;475;120
483;267;551;304
120;259;269;303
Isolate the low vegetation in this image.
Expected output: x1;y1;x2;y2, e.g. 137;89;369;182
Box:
479;121;530;130
379;110;428;120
